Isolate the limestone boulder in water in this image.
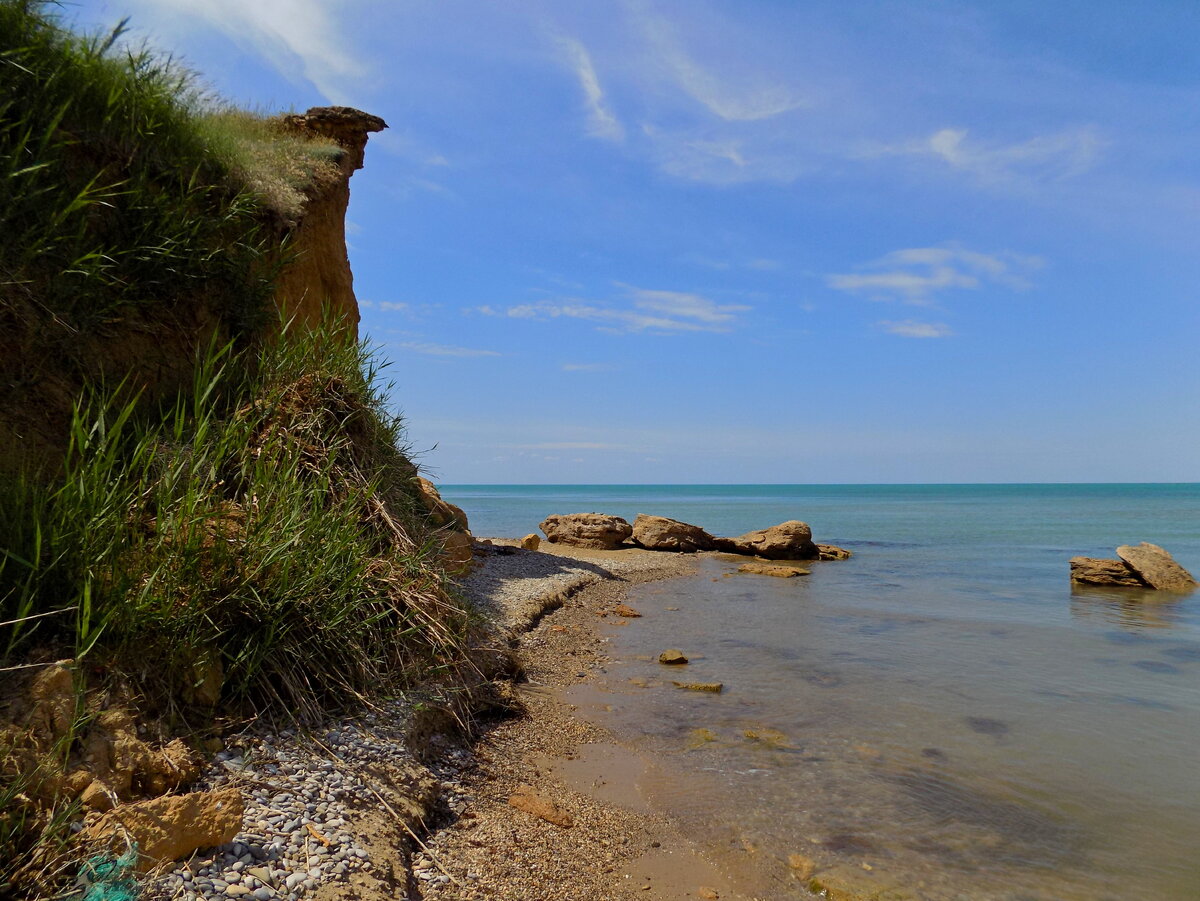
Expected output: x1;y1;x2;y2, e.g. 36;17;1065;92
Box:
539;513;632;549
817;544;852;560
714;521;819;560
1116;543;1197;591
632;514;715;552
1069;556;1145;587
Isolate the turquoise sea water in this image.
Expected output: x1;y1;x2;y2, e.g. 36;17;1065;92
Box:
443;484;1200;899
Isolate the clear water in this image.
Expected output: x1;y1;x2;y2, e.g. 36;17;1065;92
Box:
444;484;1200;899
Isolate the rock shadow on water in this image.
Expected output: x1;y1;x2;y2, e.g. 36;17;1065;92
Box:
1131;659;1181;675
964;716;1010;739
887;766;1086;869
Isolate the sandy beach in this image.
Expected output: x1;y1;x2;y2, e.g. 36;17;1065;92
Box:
415;540;763;901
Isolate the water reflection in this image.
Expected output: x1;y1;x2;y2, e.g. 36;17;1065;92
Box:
1069;586;1184;630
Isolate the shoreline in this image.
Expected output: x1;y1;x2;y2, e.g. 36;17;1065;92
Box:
420;540;762;901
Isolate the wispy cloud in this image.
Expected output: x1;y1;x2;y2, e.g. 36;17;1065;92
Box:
396;342;500;358
508;442;622;450
556;35;625;141
633;6;806;122
828;245;1044;304
475;284;750;334
878;319;954;339
867;126;1103;183
128;0;362;100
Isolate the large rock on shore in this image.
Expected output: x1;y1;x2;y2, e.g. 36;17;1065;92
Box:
1069;556;1146;587
84;788;244;871
632;514;714;552
415;477;469;532
539;513;632;549
714;521;819;560
1116;543;1197;591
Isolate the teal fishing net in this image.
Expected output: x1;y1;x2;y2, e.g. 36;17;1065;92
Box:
76;846;139;901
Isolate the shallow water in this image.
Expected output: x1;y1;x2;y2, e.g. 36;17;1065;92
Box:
447;484;1200;899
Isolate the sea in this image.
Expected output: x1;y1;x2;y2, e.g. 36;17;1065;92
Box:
441;484;1200;900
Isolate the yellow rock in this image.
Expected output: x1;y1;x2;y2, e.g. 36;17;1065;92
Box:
84;787;244;871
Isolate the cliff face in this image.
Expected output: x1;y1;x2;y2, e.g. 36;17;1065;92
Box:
271;107;387;338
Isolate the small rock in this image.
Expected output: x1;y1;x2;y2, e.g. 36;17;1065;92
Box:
508;785;573;827
787;853;816;881
658;649;689;665
698;889;720;900
671;681;723;693
613;604;642;618
737;561;809;578
519;533;540;550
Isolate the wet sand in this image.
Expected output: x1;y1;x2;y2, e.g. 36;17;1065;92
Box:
416;541;767;901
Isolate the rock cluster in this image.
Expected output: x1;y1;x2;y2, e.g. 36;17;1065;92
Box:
1070;542;1196;591
538;512;852;562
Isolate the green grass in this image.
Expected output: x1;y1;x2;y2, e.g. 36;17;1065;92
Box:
1;322;472;713
0;0;339;340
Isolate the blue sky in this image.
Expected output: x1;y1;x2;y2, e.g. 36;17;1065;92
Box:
76;0;1199;483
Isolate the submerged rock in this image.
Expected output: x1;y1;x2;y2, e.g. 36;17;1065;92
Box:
658;649;689;665
632;514;715;552
817;544;852;560
737;562;810;578
672;681;723;693
539;513;633;549
1116;542;1197;591
714;521;819;560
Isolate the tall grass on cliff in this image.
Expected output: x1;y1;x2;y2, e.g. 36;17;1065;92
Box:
0;0;339;342
1;322;474;716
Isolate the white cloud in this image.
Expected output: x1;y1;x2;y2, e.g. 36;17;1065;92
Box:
395;342;500;358
828;245;1044;304
474;284;749;334
879;319;954;339
556;35;625;141
359;300;410;313
868;126;1103;183
126;0;363;101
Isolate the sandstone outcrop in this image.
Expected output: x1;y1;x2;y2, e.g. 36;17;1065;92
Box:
272;107;387;337
1069;556;1146;587
714;521;819;560
632;514;714;552
539;513;633;549
415;477;469;532
84;787;244;871
1116;542;1198;591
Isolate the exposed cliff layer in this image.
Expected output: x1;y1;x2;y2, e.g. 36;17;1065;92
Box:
271;106;388;337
